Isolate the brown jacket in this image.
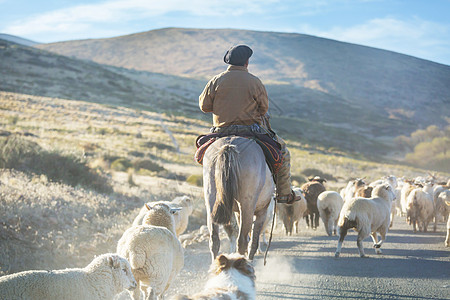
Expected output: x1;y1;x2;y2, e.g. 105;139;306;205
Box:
199;65;269;127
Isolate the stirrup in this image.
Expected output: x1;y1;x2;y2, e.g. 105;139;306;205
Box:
276;190;302;204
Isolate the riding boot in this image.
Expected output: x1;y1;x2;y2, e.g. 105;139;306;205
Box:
273;136;300;204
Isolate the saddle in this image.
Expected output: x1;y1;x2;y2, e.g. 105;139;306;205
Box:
195;132;283;174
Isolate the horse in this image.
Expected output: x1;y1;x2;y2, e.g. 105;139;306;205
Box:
202;135;275;261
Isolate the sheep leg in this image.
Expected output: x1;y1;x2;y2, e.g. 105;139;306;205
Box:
335;226;348;258
129;281;142;300
434;213;438;232
209;223;220;262
370;232;379;245
445;216;450;247
357;231;368;258
390;210;395;228
144;286;157;300
324;218;332;236
314;212;320;230
294;220;299;234
371;232;383;254
305;215;310;228
333;219;338;236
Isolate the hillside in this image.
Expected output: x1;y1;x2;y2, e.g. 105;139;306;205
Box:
35;28;450;135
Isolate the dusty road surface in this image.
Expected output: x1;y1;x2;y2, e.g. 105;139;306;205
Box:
118;216;449;300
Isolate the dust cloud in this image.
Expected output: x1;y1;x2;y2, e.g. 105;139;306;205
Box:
254;256;295;283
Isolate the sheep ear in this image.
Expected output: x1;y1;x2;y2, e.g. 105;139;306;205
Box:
145;203;153;211
108;255;119;269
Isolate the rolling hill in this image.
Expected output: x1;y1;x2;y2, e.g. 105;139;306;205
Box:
35;28;450;135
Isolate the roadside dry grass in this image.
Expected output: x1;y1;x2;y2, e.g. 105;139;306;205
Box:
0;91;448;277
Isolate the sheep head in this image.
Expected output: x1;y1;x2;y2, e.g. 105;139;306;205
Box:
143;202;180;234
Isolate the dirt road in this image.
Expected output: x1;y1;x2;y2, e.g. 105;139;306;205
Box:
164;216;449;300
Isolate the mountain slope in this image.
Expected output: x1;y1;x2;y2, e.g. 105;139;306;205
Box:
35;28;450;132
0;33;38;46
0;39;203;115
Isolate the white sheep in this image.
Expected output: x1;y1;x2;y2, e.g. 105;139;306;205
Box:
335;183;396;258
400;180;415;216
369;175;398;190
0;253;137;300
259;198;275;249
133;195;194;237
276;188;307;235
406;187;434;233
433;186;449;231
370;175;399;228
317;191;344;236
118;202;184;300
445;196;450;247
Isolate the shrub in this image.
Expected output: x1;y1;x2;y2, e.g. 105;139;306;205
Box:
186;174;203;187
301;168;337;181
133;159;165;172
110;158;132;171
0;135;112;193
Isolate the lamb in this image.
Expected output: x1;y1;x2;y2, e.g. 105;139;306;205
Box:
277;187;307;235
317;191;344;236
405;187;434;233
133;195;194;237
118;202;184;300
335;183;396;258
301;176;326;230
0;253;137;300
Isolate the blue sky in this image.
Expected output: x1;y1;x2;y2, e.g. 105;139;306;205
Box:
1;0;449;65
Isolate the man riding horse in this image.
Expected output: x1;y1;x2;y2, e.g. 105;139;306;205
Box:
199;44;302;204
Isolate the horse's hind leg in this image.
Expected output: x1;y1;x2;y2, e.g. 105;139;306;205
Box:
237;212;252;257
224;214;238;253
209;223;220;262
248;211;267;260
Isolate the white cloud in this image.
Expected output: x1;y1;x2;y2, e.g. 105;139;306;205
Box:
3;0;279;40
299;17;450;63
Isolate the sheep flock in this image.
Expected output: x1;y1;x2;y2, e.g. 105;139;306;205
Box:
1;172;449;299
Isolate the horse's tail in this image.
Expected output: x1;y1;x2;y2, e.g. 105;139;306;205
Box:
212;144;240;224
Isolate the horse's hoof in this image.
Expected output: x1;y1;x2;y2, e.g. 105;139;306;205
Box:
360;254;369;258
334;252;340;258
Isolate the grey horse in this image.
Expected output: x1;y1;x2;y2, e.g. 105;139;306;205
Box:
202;136;274;261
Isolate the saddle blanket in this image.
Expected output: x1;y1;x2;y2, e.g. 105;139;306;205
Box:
195;132;283;174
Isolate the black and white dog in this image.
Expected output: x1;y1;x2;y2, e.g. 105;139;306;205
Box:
172;253;256;300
